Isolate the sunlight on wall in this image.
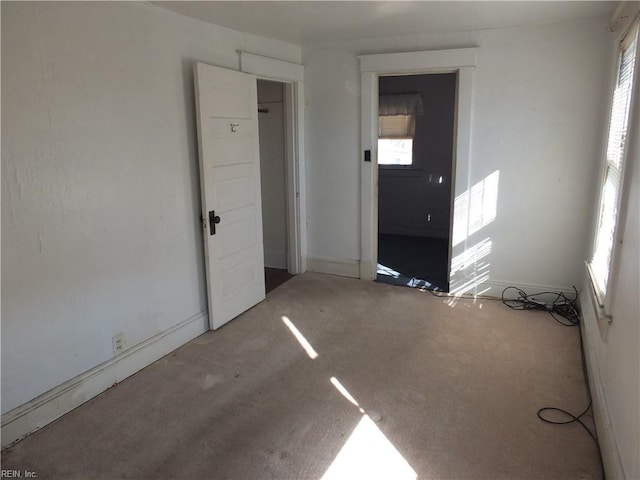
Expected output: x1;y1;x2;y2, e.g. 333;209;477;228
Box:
450;262;491;296
281;316;318;359
449;171;500;296
449;237;492;296
452;171;500;247
321;414;418;480
450;238;492;277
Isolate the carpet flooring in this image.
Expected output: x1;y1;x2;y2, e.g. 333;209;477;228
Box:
1;273;600;479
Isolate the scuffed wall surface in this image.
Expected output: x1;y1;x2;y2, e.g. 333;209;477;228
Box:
1;1;301;413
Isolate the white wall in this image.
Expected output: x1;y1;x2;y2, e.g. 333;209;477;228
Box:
1;0;300;424
579;5;640;478
581;101;639;479
258;80;288;269
303;18;611;292
304;47;362;267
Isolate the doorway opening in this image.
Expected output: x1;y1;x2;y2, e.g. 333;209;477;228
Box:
376;73;457;291
257;79;294;293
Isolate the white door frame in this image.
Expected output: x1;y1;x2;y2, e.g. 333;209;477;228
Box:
239;51;307;274
359;48;478;282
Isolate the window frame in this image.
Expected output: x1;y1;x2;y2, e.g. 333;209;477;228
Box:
588;18;640;317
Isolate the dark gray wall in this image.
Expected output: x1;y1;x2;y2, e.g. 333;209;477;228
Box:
378;73;456;238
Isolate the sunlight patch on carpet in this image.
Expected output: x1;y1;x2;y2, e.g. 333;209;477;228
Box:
321;414;417;480
281;315;318;359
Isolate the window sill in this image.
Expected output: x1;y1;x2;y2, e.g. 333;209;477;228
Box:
585;261;612;324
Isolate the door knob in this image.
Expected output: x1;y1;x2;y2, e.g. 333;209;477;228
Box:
209;210;221;235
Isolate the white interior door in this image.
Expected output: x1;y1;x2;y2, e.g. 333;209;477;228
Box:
194;62;265;330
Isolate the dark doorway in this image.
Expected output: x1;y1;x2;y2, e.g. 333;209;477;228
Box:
264;267;293;294
257;79;294;294
376;73;457;291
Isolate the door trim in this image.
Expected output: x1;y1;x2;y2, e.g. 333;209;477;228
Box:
239;51;307;274
359;48;477;282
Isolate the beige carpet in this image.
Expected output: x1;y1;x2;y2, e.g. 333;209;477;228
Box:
1;272;600;479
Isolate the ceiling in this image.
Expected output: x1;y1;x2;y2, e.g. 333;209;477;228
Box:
154;1;615;45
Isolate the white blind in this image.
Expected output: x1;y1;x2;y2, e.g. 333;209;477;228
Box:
378;115;416;138
591;21;638;298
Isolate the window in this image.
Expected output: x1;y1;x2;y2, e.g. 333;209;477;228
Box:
589;20;639;309
378;138;414;166
378;115;415;166
377;94;424;167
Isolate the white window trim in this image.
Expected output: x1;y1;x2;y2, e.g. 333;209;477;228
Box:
587;18;640;319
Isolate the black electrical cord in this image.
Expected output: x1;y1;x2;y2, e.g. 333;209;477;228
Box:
429;284;603;476
537;320;604;480
501;286;604;479
501;285;580;326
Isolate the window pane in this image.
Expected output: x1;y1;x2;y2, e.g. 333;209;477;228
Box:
378;139;413;166
591;22;638;298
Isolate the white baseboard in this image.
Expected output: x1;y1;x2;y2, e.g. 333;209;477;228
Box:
1;311;208;448
307;256;360;279
264;248;287;270
469;279;579;298
579;284;626;480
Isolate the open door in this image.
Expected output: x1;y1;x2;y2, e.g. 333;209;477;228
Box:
194;62;265;330
376;73;456;292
